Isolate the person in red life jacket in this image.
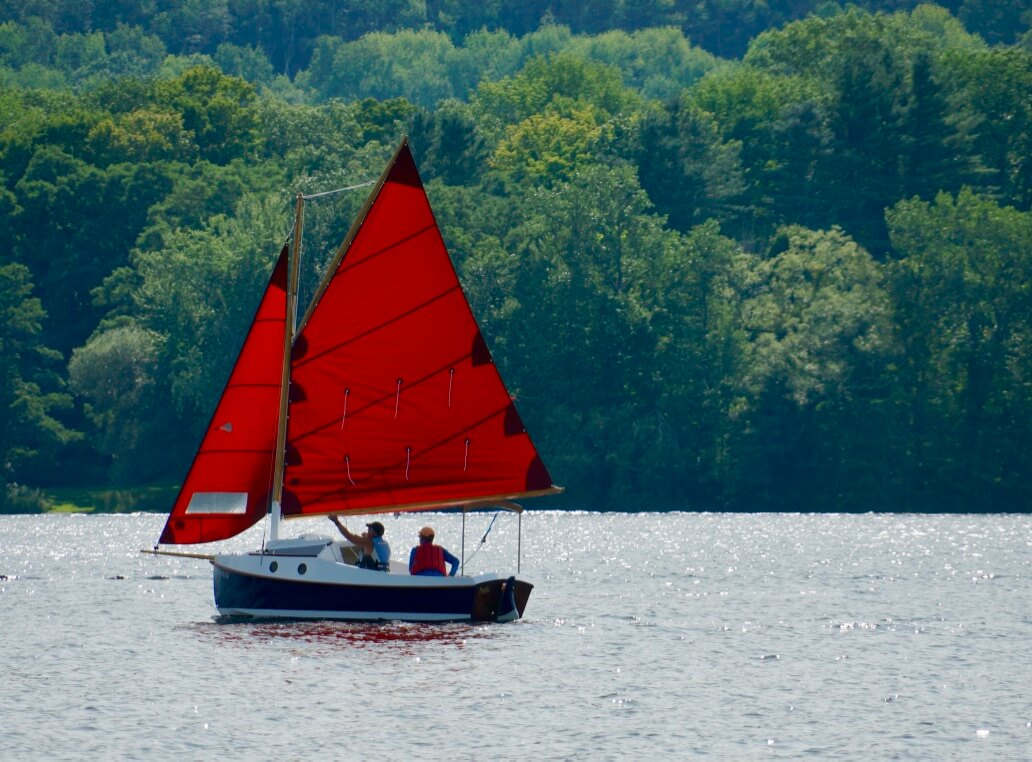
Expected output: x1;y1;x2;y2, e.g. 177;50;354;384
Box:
409;526;460;576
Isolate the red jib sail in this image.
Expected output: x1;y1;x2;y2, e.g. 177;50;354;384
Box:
158;248;288;544
282;141;558;517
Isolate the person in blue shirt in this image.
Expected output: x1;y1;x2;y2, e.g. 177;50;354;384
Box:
408;526;459;576
329;516;391;571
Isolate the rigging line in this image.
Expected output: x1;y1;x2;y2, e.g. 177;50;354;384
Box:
463;511;501;567
480;511;500;544
260;454;278;558
301;180;375;200
260;507;269;561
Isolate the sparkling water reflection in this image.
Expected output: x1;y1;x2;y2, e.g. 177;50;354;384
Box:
1;512;1029;759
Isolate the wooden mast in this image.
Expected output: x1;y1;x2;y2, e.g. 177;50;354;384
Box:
269;192;304;543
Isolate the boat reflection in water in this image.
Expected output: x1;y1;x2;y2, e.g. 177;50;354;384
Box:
192;618;497;650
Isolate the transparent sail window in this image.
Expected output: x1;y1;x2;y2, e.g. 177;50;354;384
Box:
185;492;248;514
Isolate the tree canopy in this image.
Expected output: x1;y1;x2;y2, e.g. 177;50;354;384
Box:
0;3;1030;512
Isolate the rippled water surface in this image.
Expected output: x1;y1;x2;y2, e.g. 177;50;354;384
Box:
2;512;1030;759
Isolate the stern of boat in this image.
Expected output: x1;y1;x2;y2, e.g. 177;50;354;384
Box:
471;576;533;623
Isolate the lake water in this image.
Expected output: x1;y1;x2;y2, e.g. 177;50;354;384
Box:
1;511;1030;759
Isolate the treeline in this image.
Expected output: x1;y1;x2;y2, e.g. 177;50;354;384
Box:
1;0;1026;70
0;5;1030;512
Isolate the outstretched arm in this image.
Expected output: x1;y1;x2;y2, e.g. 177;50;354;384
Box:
329;515;361;545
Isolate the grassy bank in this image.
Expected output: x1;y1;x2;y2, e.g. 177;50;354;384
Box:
3;485;178;514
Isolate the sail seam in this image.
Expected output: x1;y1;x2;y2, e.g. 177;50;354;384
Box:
293;284;460;369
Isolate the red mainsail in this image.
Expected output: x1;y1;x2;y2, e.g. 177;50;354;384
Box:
158;248;288;544
282;141;557;517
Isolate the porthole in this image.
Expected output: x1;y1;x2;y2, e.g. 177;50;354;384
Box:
297;563;307;575
269;561;278;572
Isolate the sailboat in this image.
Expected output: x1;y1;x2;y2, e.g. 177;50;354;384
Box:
150;138;561;622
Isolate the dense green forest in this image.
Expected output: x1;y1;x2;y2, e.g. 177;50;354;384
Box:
1;2;1030;512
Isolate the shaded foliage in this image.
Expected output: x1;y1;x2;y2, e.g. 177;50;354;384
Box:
0;4;1028;513
0;263;79;505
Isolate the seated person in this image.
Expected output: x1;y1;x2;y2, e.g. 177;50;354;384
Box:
329;516;391;571
408;526;459;576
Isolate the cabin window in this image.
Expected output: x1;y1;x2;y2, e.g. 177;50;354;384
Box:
297;563;308;575
185;492;248;514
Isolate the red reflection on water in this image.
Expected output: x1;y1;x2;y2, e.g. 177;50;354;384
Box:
187;619;494;650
